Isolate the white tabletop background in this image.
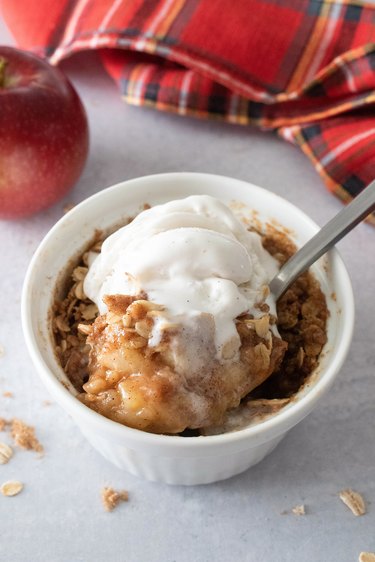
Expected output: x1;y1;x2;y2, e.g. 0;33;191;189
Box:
0;15;374;562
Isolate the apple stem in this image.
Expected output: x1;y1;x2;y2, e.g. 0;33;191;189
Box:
0;58;8;87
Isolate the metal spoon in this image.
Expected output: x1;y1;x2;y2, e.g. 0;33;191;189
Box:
269;179;375;300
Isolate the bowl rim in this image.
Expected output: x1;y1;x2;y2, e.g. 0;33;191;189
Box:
21;172;355;450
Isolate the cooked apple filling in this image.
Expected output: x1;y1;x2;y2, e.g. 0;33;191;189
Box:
77;295;286;434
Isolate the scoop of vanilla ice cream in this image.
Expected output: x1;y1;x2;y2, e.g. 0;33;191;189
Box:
83;195;279;359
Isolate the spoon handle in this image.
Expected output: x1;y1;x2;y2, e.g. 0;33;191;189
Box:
269;179;375;300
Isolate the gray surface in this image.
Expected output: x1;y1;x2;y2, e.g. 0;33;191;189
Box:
0;19;375;562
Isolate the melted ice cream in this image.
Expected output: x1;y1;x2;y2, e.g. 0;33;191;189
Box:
84;195;279;359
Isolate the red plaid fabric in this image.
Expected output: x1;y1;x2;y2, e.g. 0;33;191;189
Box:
2;0;374;214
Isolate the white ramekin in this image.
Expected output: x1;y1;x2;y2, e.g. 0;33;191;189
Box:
22;173;354;485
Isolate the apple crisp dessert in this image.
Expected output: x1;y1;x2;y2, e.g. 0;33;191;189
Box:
52;199;327;435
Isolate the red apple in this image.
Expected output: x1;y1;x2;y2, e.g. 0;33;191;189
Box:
0;46;89;219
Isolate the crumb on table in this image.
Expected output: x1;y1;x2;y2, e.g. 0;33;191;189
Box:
0;442;13;464
11;419;43;454
0;480;23;497
101;487;129;512
359;553;375;562
339;489;366;516
292;504;306;516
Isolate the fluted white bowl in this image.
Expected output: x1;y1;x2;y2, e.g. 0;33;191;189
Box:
22;173;354;485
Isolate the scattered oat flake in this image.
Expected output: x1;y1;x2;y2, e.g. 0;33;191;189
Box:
11;419;43;454
3;391;13;398
292;504;306;516
0;418;7;431
1;480;23;497
43;400;53;407
359;553;375;562
0;442;13;464
339;489;366;516
101;487;129;512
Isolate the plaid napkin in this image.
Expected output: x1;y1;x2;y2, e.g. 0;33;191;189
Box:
2;0;375;212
